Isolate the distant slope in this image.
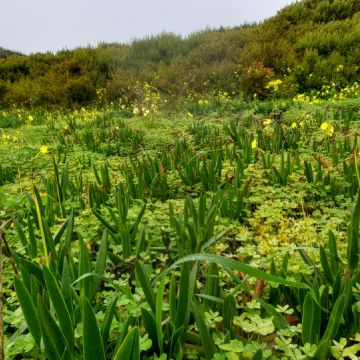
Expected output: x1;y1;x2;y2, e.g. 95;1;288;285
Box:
0;0;359;108
0;47;22;58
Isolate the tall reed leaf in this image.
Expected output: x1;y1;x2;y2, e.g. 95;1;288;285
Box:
112;326;140;360
43;266;74;351
192;300;215;359
14;277;41;347
135;259;156;313
82;296;106;360
37;297;70;360
155;254;308;289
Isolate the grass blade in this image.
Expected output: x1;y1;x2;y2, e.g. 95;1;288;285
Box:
90;230;108;300
156;277;165;353
192;300;215;359
43;266;74;351
82;295;106;360
37;296;69;360
135;259;156;313
112;326;140;360
101;295;118;348
14;277;41;347
155;253;308;289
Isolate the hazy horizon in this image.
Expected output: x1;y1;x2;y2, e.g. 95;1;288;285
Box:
2;0;296;55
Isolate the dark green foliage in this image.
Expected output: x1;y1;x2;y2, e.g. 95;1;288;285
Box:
0;165;16;185
0;0;359;108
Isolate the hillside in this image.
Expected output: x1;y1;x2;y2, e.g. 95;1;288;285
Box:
0;46;22;58
0;0;359;108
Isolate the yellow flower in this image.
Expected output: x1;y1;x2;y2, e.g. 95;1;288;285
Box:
327;125;334;137
263;119;272;126
320;122;334;137
40;145;48;154
187;112;193;118
320;122;329;130
28;115;33;122
291;122;297;128
251;139;257;149
265;79;282;92
133;107;140;115
300;121;304;127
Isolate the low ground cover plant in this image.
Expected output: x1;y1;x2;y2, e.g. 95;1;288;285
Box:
0;96;359;359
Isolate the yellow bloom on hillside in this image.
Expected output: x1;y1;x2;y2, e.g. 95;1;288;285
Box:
187;112;193;118
291;122;297;128
28;115;34;122
251;139;257;149
40;145;48;154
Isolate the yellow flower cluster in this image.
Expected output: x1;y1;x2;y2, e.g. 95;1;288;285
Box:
333;82;359;101
263;119;274;131
133;104;157;117
320;122;334;137
293;93;319;104
1;133;17;144
266;79;283;92
293;80;359;104
132;82;160;117
96;87;106;102
197;99;209;106
217;91;231;103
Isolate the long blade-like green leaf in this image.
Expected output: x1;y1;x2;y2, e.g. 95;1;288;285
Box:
154;254;308;289
314;294;346;360
90;230;108;300
82;296;106;360
43;266;74;351
302;292;317;345
37;296;69;360
135;259;156;313
156;277;165;353
101;295;118;348
112;326;140;360
14;277;41;347
192;300;215;359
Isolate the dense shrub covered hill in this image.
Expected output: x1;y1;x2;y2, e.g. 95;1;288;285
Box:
0;47;22;58
0;0;359;108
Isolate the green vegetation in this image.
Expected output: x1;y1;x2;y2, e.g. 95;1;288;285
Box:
0;0;360;108
1;0;360;359
1;96;360;359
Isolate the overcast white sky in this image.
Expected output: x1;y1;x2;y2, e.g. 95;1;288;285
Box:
2;0;296;54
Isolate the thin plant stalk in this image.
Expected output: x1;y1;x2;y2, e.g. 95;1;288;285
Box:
33;184;49;266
